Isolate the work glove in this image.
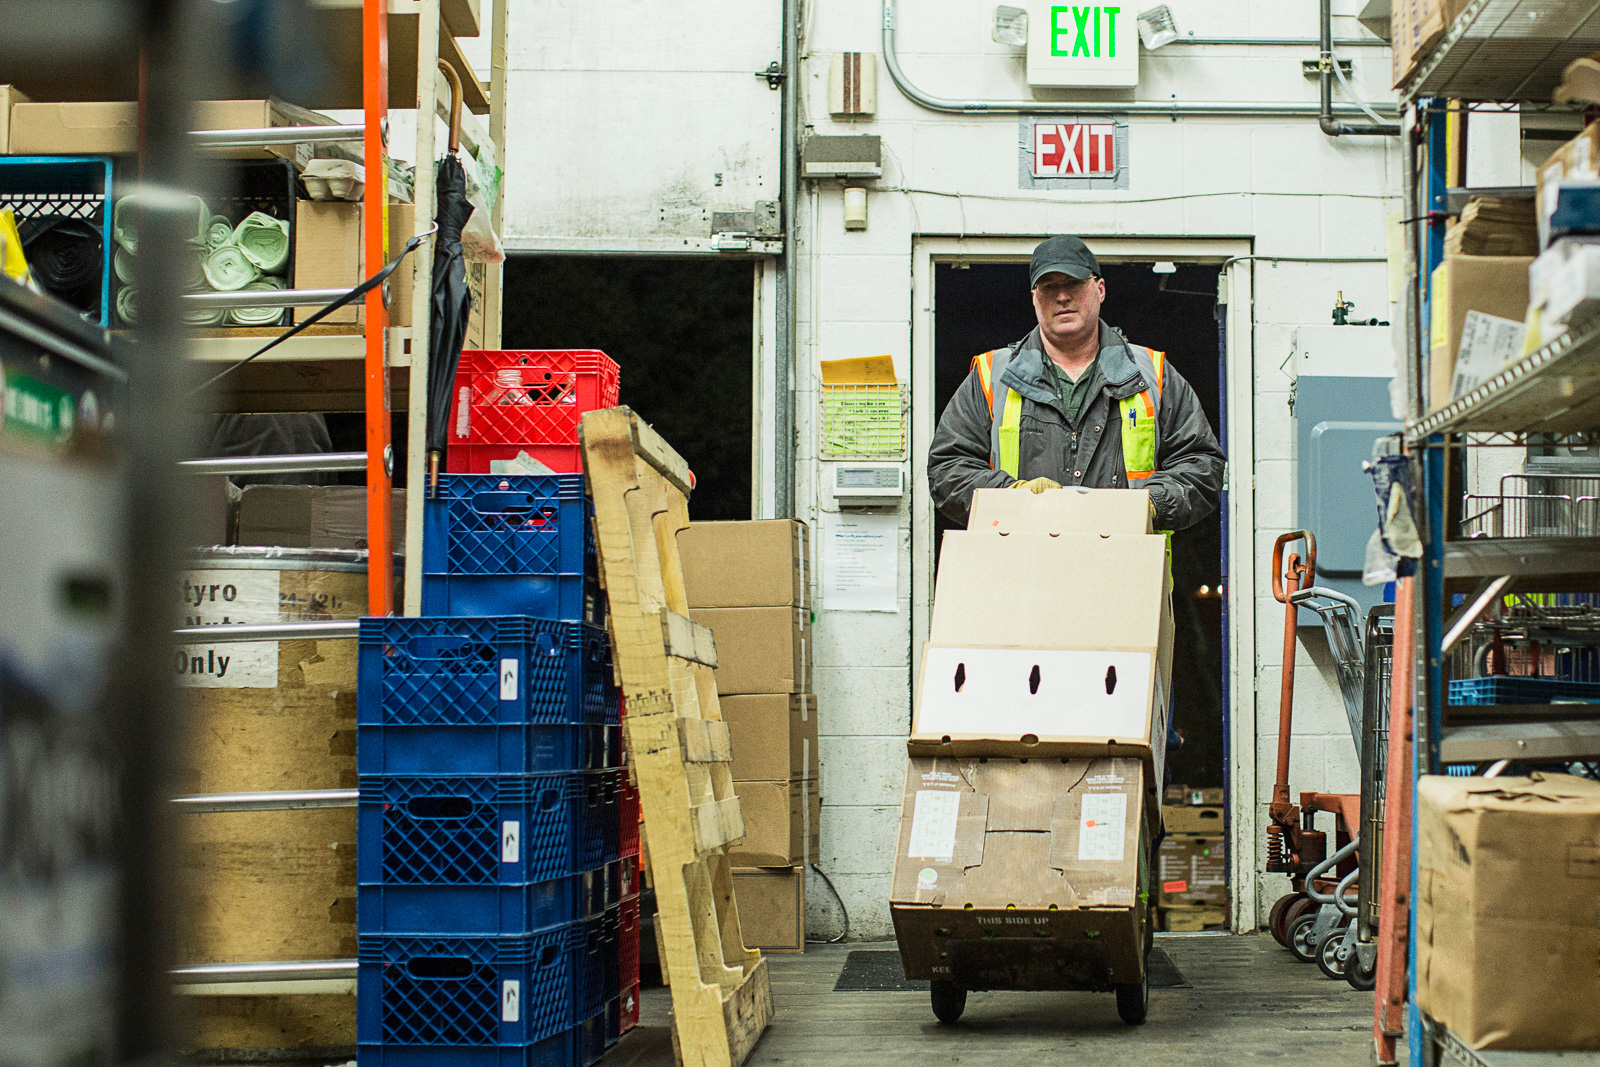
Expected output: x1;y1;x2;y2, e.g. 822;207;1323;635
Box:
1011;477;1062;493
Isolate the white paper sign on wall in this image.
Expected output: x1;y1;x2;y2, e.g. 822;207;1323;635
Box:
1027;2;1139;87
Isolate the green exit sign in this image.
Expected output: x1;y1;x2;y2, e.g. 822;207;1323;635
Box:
1028;1;1138;86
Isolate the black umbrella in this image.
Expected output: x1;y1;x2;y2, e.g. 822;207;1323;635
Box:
426;59;475;492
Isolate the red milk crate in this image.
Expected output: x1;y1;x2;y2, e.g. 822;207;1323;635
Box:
447;349;621;474
617;982;641;1037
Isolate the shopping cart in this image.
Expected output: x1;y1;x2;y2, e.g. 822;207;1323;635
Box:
1264;531;1370;980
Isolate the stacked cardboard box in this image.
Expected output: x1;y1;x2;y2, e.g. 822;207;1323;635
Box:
1157;785;1226;932
892;488;1173;994
680;519;817;951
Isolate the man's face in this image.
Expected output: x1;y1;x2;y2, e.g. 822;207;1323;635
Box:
1031;272;1105;345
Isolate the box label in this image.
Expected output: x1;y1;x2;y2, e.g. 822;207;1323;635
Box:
1078;793;1127;861
175;569;280;688
499;658;518;701
502;821;520;863
502;980;520;1022
907;790;961;859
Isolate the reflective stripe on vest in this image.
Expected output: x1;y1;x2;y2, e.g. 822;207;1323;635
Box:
972;344;1166;484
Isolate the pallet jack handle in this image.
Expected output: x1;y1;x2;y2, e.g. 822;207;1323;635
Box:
1270;531;1316;822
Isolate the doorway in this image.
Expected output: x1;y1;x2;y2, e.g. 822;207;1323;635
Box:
500;256;755;520
928;259;1226;790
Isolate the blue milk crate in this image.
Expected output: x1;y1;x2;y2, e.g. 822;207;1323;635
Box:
359;860;617;938
357;1013;607;1067
0;157;114;327
568;908;622;1024
422;475;599;621
356;930;574;1053
359;771;623;891
357;616;617;775
1448;676;1600;706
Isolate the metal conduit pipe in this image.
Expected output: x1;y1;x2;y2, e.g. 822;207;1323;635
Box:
172;789;359;813
881;0;1398;118
1320;0;1400;136
183;287;353;310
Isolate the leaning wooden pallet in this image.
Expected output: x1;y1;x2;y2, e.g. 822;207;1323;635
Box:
581;406;773;1067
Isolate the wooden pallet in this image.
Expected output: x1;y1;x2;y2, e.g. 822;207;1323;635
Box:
581;407;772;1067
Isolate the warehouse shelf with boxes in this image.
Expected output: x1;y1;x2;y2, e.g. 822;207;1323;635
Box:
1377;3;1600;1064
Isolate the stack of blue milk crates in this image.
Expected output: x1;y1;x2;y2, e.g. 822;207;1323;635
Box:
357;473;625;1066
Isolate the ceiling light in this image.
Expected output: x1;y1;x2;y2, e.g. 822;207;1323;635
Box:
1137;5;1180;49
1153;261;1177;274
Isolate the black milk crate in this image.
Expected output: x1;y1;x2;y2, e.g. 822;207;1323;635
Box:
0;156;114;326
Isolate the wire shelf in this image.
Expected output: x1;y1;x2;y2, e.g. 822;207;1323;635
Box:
1403;0;1600;103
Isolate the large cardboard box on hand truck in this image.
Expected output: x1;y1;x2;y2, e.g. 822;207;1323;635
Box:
892;488;1171;1020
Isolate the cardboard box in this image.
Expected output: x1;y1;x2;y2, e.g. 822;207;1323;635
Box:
1428;255;1533;410
0;85;31;154
729;779;819;868
1162;804;1223;835
1157;904;1226;933
967;486;1152;534
1415;773;1600;1051
890;755;1149;989
732;867;805;952
235;485;406;553
292;201;415;327
1165;784;1224;806
1389;0;1469;88
1157;833;1226;906
9;99;326;161
690;606;810;695
1535;122;1600;243
679;519;809;609
721;693;818;783
911;530;1173;780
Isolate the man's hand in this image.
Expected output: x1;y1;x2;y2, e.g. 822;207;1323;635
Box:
1011;477;1062;494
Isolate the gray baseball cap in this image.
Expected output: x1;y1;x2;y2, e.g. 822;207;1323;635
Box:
1030;235;1101;287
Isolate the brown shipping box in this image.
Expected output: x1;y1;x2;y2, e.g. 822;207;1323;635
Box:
1415;773;1600;1051
293;201;416;327
10;99;324;161
679;519;809;609
0;85;31;154
1162;804;1223;835
721;693;818;783
1428;255;1533;410
1165;784;1224;806
1157;833;1226;906
1390;0;1468;88
729;779;819;868
1534;121;1600;231
891;755;1149;988
732;867;805;952
690;606;810;695
911;530;1173;787
236;485;407;554
967;485;1152;534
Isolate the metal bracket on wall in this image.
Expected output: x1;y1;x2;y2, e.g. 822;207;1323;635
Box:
757;61;786;89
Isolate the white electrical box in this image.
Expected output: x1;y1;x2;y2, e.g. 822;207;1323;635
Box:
1026;1;1139;87
830;463;905;507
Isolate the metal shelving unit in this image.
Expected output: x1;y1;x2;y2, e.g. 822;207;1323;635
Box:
1388;7;1600;1065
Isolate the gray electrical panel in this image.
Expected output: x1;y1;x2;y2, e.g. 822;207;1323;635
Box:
1292;327;1401;619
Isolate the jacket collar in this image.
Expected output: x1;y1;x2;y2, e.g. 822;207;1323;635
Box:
998;321;1145;403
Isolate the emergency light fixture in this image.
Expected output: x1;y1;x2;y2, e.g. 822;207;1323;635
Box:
993;5;1029;46
830;463;906;508
1136;5;1180;49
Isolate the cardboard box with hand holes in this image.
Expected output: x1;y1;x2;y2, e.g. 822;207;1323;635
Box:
908;488;1173;789
890;755;1149;988
1415;773;1600;1051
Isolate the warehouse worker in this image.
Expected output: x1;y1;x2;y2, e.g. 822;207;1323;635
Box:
929;235;1225;529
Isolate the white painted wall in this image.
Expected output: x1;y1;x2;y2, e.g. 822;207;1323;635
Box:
497;0;1404;939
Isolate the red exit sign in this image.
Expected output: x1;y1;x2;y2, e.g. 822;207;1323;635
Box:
1032;122;1117;177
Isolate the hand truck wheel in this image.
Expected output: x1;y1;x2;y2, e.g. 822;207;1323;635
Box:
1346;944;1378;991
1268;892;1301;945
1115;975;1149;1026
1286;912;1323;963
1315;925;1351;981
930;980;966;1024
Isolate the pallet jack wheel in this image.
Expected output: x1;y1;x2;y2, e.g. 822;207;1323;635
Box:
1286;912;1322;963
1115;975;1149;1026
1278;896;1317;950
1345;944;1378;991
1315;926;1351;981
1268;892;1301;945
930;980;966;1024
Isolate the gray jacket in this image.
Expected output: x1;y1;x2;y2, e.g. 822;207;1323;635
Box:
928;323;1225;530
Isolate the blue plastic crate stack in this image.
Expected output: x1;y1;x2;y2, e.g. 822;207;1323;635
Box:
356;472;632;1067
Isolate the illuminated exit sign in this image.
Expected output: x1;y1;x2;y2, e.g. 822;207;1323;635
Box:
1027;2;1139;87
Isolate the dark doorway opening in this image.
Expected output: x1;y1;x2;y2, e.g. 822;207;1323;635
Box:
930;260;1225;790
499;256;754;520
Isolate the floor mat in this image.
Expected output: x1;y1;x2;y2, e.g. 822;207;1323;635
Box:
833;949;1188;992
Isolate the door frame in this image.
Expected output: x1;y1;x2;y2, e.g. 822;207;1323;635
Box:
909;235;1260;931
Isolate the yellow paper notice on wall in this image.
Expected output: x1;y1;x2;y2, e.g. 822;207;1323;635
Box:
820;355;897;385
820;355;902;456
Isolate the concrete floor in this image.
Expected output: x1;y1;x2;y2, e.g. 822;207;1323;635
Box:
604;934;1383;1067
